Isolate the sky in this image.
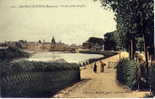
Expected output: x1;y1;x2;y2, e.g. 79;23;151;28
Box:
0;0;116;45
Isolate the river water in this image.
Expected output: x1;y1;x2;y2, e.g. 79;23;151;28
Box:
27;52;103;63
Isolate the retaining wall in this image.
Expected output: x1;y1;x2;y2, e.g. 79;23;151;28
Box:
82;51;129;73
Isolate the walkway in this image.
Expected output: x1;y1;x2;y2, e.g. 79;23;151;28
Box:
53;67;150;98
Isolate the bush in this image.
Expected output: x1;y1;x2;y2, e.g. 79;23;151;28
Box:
0;61;80;77
150;64;155;95
0;47;29;61
0;61;80;97
116;58;139;89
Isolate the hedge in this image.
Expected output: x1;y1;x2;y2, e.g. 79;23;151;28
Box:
0;61;80;77
150;64;155;95
0;61;81;97
116;58;139;89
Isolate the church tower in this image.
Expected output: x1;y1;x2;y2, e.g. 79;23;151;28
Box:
51;36;56;44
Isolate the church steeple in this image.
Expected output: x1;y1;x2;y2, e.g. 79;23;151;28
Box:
51;36;56;44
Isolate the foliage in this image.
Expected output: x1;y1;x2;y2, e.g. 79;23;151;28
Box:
104;31;122;50
86;37;104;46
0;47;29;61
116;58;139;89
98;0;154;54
0;61;80;77
0;61;80;97
135;37;144;52
150;64;155;95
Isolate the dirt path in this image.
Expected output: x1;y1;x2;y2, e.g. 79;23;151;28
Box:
53;67;150;98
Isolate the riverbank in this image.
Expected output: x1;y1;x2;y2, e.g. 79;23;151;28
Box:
0;47;29;62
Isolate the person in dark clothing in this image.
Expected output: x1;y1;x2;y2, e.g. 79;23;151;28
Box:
100;61;106;73
93;63;97;73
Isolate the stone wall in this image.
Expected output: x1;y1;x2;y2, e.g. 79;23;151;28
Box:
81;51;129;73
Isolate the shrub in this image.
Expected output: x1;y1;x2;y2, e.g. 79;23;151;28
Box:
150;64;155;95
0;47;29;61
0;61;81;97
116;58;139;89
0;61;80;77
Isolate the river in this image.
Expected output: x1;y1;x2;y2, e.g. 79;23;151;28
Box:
26;51;103;63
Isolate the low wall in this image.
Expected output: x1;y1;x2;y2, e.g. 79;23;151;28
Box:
82;51;129;73
1;70;80;97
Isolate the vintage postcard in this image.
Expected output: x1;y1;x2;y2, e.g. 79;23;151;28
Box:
0;0;154;98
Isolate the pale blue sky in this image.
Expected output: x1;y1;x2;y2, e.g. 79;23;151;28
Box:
0;0;116;45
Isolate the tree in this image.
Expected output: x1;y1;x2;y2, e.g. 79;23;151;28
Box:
86;37;104;46
135;37;144;52
99;0;153;57
97;0;154;81
104;31;122;50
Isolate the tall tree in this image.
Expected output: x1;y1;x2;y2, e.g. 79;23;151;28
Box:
97;0;154;77
104;31;122;50
87;37;104;46
98;0;154;58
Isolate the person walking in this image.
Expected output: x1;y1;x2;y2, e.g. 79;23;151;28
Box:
93;62;97;73
100;61;106;73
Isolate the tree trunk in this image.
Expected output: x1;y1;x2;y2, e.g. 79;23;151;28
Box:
130;39;135;60
151;35;155;64
133;38;136;60
144;35;149;76
151;41;155;66
129;40;132;60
